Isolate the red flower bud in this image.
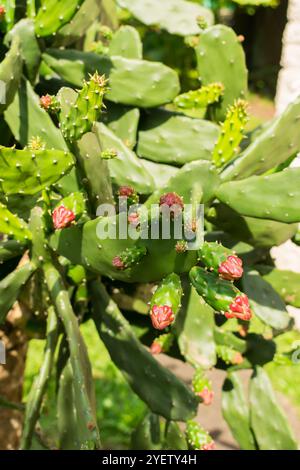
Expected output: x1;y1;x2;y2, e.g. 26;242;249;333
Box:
112;256;125;270
40;94;53;110
159;192;184;218
225;294;252;321
150;305;175;330
202;441;216;450
233;352;244;365
52;206;75;230
197;387;214;406
0;5;6;19
218;255;243;281
150;341;163;355
128;212;139;226
238;324;249;338
175;240;188;253
118;186;135;198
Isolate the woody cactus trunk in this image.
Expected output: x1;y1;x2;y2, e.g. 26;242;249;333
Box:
0;0;299;450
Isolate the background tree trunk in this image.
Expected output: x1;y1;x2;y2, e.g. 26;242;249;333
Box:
0;303;28;450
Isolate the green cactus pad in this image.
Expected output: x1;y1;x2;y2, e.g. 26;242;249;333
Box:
57;359;81;450
216;168;300;223
0;36;23;113
1;0;15;32
196;25;248;122
257;266;300;308
53;0;103;47
0;261;36;324
93;123;154;194
176;285;216;369
131;413;162;450
5;19;41;84
222;95;300;180
109;25;143;59
164;421;188;450
73;132;113;208
5;79;68;151
0;239;27;263
242;270;291;330
139;159;178;189
0;202;32;241
0;146;74;196
249;367;298;450
145;160;219;208
44;263;101;449
137;109;220;165
206;203;298;248
21;307;59;449
222;372;256;450
43;49;180;107
117;0;213;36
102;103;140;150
81;221;195;282
91;281;198;421
214;327;246;353
35;0;84;37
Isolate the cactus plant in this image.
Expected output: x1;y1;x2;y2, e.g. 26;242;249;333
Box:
0;1;299;452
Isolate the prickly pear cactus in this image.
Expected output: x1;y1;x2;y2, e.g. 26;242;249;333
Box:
0;0;299;453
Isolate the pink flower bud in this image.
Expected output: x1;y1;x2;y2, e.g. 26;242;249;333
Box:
150;341;163;355
0;5;6;19
112;256;125;270
118;186;135;198
218;255;243;281
175;240;188;253
52;206;75;230
238;324;249;338
128;212;139;226
150;305;175;330
233;352;244;365
159;192;184;218
201;441;216;450
40;94;53;110
225;294;252;321
197;387;214;406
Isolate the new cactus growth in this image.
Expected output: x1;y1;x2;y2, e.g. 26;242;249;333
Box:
199;241;243;280
40;94;60;113
112;246;147;271
150;274;182;330
150;333;174;355
186;420;215;450
190;267;252;320
192;369;214;405
60;72;107;142
174;83;224;112
212;99;249;168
